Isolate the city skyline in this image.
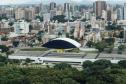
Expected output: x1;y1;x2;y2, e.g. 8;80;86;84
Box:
0;0;126;5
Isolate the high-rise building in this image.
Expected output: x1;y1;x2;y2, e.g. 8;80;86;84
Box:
5;7;15;19
117;7;123;20
111;11;117;21
101;10;107;20
124;27;126;42
64;3;71;20
25;8;35;21
64;3;70;12
123;3;126;20
50;2;56;10
93;2;95;12
106;4;112;21
15;8;25;20
94;1;107;17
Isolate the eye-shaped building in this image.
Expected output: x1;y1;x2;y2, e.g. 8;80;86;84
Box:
42;38;81;49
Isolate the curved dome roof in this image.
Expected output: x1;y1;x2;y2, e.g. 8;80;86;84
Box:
42;38;81;49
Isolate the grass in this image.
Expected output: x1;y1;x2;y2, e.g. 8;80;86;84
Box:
20;48;48;51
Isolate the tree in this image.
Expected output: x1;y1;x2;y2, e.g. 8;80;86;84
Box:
29;25;33;32
86;24;92;29
13;41;19;47
106;22;123;31
118;45;125;51
25;58;31;64
104;38;115;46
0;55;7;62
0;45;9;53
86;76;106;84
119;31;124;38
86;41;95;48
82;60;93;69
0;16;8;21
62;78;79;84
66;33;69;38
54;63;72;70
52;15;67;23
107;45;114;53
8;22;14;26
37;37;42;42
35;16;43;22
58;32;62;37
81;18;86;22
118;60;126;68
95;41;107;52
93;59;112;69
1;36;8;41
0;62;5;66
70;29;74;35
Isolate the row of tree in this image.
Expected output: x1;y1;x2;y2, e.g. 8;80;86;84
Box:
1;58;126;84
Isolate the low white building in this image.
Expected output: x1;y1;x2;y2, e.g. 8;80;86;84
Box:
13;20;30;35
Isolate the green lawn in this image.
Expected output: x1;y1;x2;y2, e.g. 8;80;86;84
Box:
20;48;48;51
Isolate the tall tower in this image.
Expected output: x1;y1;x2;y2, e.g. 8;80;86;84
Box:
50;2;56;10
123;3;126;20
117;7;123;20
64;3;71;20
94;1;107;17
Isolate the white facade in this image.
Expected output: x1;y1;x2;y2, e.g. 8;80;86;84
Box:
111;11;117;21
8;55;120;64
43;13;51;22
102;10;107;20
55;38;81;48
117;7;123;20
84;12;91;20
74;21;80;38
13;20;30;35
79;23;85;38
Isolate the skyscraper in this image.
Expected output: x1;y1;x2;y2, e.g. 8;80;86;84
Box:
117;7;123;20
64;3;71;20
94;1;107;17
64;3;70;12
50;2;56;10
15;8;25;20
123;3;126;20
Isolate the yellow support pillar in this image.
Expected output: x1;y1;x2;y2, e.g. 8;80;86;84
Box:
56;49;64;53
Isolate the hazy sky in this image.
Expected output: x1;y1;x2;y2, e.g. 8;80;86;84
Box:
0;0;125;5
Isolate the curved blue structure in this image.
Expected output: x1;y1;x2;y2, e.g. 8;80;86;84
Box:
42;38;81;49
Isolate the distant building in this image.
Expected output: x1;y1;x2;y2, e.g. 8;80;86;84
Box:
117;7;124;20
50;2;56;10
74;21;80;38
5;7;15;19
64;3;71;20
13;20;30;35
64;3;70;12
101;10;107;20
15;8;25;20
0;20;14;33
25;8;35;21
123;3;126;20
94;1;107;17
124;27;126;42
50;10;56;19
43;13;51;22
111;11;117;21
107;10;112;21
